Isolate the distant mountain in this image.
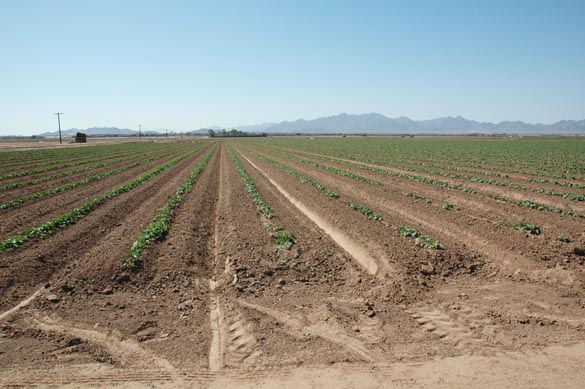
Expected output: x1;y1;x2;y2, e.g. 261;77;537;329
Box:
38;127;161;136
237;113;585;134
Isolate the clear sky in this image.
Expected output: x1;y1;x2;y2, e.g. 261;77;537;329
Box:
1;0;584;135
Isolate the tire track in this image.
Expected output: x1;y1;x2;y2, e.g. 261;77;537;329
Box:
31;315;178;372
238;300;383;363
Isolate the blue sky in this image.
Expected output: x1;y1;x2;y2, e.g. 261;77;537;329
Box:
1;0;584;135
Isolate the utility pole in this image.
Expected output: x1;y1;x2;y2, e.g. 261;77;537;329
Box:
138;124;142;140
54;112;64;144
166;128;168;137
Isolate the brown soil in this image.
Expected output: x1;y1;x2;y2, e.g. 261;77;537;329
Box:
0;141;584;388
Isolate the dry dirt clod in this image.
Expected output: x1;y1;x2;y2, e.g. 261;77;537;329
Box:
573;247;585;256
46;294;60;303
420;264;435;275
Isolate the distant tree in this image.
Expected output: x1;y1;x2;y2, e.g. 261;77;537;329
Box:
208;129;216;138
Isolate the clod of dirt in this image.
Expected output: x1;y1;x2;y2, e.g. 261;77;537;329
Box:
115;272;132;284
46;294;60;303
61;284;75;293
420;264;435;275
65;337;82;347
574;247;585;256
278;279;286;285
101;286;113;295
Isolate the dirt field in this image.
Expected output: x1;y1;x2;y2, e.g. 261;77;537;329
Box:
0;138;584;388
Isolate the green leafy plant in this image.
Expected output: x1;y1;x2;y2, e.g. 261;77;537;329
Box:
406;192;431;203
396;226;443;249
348;202;382;220
512;222;542;235
557;234;571;243
416;235;444;249
275;230;295;251
396;226;421;238
442;202;455;210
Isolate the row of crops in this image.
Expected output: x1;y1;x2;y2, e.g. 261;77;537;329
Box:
248;142;584;218
238;142;580;248
248;137;585;181
0;141;209;252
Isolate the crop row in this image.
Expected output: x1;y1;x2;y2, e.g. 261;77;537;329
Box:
265;144;585;202
0;145;205;252
123;146;216;266
228;146;296;252
240;146;444;250
0;142;174;175
259;147;383;187
245;148;340;198
0;141;166;166
258;144;583;218
0;144;178;182
256;145;476;194
0;146;204;210
227;146;275;219
254;138;585;181
0;145;185;192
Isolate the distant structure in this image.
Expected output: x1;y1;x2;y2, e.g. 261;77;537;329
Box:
75;132;87;143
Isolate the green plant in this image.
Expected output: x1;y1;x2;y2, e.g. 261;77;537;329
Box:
396;226;420;238
396;226;443;249
275;230;295;251
512;222;542;235
406;192;432;203
557;234;571;243
416;235;444;249
442;202;455;210
348;202;382;220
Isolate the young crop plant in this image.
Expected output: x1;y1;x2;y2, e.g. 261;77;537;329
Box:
488;194;508;202
348;202;382;220
415;235;444;250
442;202;455;210
396;226;421;238
0;147;204;253
406;192;432;203
515;199;580;217
396;226;443;249
512;222;542;235
123;147;216;266
557;233;571;243
275;230;295;252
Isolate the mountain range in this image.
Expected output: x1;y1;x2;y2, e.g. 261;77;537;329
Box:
32;114;585;136
237;113;585;134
